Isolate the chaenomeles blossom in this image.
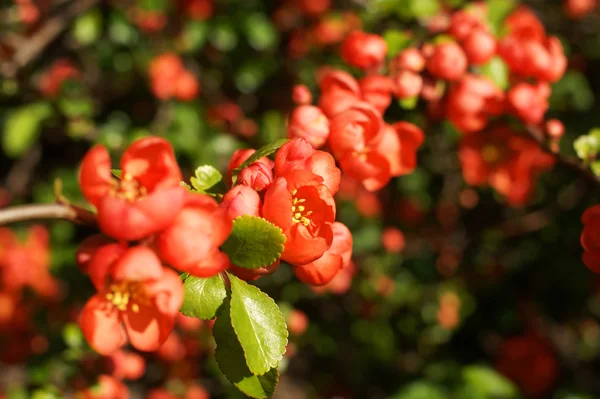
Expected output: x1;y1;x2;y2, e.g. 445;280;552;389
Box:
376;122;425;177
294;222;352;286
317;69;395;117
274;138;341;194
581;205;600;272
226;148;274;187
157;192;232;277
340;30;388;70
329;102;392;191
263;170;336;266
0;225;59;299
79;137;186;241
107;350;146;381
287;105;330;149
80;245;183;355
458;126;555;206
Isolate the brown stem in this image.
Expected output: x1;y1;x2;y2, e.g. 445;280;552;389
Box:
1;0;101;78
525;124;600;187
0;203;97;226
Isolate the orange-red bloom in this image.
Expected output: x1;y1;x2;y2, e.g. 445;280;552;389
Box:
458;126;554;206
275;138;341;195
288;105;330;149
158;193;232;277
263;170;336;265
80;246;183;355
340;31;387;70
294;222;352;285
79;137;186;241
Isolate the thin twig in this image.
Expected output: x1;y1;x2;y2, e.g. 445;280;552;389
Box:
0;203;97;226
1;0;101;78
525;124;600;187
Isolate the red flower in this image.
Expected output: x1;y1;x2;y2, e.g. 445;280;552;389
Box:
79;137;186;241
227;148;274;186
340;31;387;70
458;126;554;206
237;161;274;191
318;69;361;117
377;122;425;176
359;75;396;114
581;205;600;272
329;102;392;191
294;222;352;285
0;225;58;298
39;59;80;97
507;82;549;125
426;42;468;81
107;350;146;380
275;138;341;195
263;170;336;265
287;309;309;335
220;185;261;221
288;105;330;149
292;84;313;105
158;193;232;277
496;333;558;397
80;246;183;355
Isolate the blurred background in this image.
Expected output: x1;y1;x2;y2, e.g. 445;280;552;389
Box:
2;0;600;398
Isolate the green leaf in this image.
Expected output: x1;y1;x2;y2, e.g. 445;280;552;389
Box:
591;160;600;176
111;169;122;179
2;102;52;158
214;300;279;398
180;275;227;320
383;30;412;57
460;365;518;398
190;165;223;192
244;13;278;51
62;323;84;349
228;273;288;375
480;57;509;90
232;139;288;183
391;381;447;399
72;9;102;46
574;134;599;161
410;0;440;18
398;96;419;110
486;0;516;35
221;216;286;269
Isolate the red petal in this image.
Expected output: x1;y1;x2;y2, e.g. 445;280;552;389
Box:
339;150;391;192
121;137;182;192
123;304;173;352
309;151;341;195
282;223;333;265
79;145;112;207
87;242;128;291
98;186;185;241
143;268;184;316
294;252;343;286
262;177;295;233
111;246;164;282
274;138;316;176
185;250;230;278
80;295;126;355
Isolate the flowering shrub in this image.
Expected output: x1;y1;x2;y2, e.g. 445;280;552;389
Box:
2;0;600;397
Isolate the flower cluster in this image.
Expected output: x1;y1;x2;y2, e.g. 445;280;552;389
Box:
38;59;80;98
223;138;352;286
76;137;230;355
458;125;555;206
322;4;565;204
288;57;425;191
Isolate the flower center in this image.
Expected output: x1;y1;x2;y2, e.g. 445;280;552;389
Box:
109;174;148;203
105;281;149;312
482;144;501;164
291;189;313;226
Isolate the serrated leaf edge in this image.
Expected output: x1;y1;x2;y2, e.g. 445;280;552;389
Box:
225;215;286;269
228;274;289;376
